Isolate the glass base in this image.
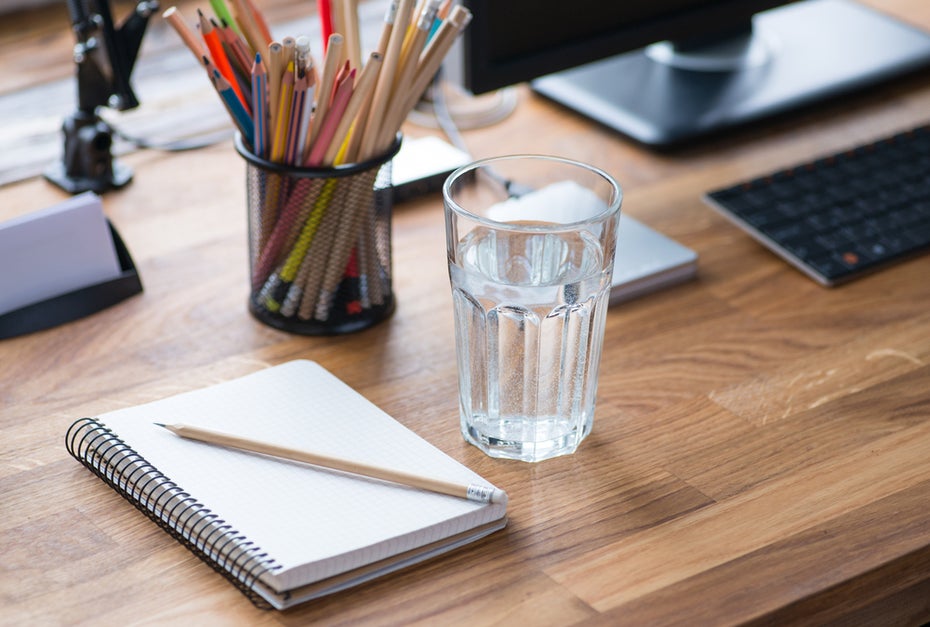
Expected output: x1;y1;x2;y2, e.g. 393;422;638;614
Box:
462;414;593;463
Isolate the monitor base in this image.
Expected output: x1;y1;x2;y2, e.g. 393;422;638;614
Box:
531;0;930;147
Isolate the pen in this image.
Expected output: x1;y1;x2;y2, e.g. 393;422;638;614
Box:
154;423;508;504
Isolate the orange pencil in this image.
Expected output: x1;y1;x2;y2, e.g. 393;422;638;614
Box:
199;9;248;110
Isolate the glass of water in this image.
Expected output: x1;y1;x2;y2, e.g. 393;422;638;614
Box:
443;155;622;462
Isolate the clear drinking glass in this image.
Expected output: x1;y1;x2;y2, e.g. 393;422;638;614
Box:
443;155;622;462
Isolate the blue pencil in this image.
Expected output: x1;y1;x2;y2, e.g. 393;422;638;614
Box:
251;53;268;158
212;68;254;148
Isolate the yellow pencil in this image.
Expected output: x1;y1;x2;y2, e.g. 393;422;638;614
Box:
270;62;295;163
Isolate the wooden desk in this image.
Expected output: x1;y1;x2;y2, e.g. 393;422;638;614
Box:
3;1;930;624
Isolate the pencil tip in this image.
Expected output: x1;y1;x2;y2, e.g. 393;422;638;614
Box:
153;422;167;429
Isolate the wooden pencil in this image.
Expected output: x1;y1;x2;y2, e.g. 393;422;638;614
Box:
156;423;508;504
306;64;355;166
163;7;208;61
266;41;285;138
379;5;471;154
243;0;273;45
358;0;415;160
346;0;397;157
341;0;362;72
285;72;310;165
228;0;267;53
308;33;345;148
322;52;382;166
217;18;254;78
269;62;294;163
314;168;378;320
376;0;439;150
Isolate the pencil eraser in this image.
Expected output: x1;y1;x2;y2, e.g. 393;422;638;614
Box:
491;488;508;506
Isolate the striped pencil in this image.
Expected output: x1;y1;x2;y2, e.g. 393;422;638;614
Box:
250;53;267;158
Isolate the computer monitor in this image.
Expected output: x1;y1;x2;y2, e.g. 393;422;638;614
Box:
452;0;930;147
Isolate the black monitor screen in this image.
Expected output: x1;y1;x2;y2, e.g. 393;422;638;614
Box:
456;0;930;146
462;0;792;95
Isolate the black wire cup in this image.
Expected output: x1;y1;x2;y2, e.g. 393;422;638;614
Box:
235;134;402;335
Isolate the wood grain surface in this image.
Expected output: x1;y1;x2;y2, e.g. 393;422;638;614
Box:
2;1;930;624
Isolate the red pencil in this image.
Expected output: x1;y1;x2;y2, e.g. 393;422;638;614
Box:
306;66;355;167
317;0;334;50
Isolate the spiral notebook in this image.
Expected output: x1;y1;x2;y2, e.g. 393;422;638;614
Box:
65;360;508;610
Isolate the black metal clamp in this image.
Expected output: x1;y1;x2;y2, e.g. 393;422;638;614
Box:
44;0;159;194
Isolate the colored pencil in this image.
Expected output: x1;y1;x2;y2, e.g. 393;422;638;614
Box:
359;0;414;160
250;53;268;158
162;0;473;324
212;69;253;146
308;34;345;148
285;72;309;166
306;65;355;167
209;0;238;35
243;0;273;45
217;18;253;77
317;0;334;48
199;10;248;110
322;52;382;165
228;0;267;53
270;62;294;163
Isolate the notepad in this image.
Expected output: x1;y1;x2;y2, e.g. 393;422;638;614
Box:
65;360;507;610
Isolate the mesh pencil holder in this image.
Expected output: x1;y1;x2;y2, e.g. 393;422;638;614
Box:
235;134;402;335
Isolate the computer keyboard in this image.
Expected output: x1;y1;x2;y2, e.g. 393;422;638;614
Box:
704;124;930;285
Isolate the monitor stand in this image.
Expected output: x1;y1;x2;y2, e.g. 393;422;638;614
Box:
531;0;930;147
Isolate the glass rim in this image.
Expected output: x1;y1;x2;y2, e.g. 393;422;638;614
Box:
443;154;623;231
